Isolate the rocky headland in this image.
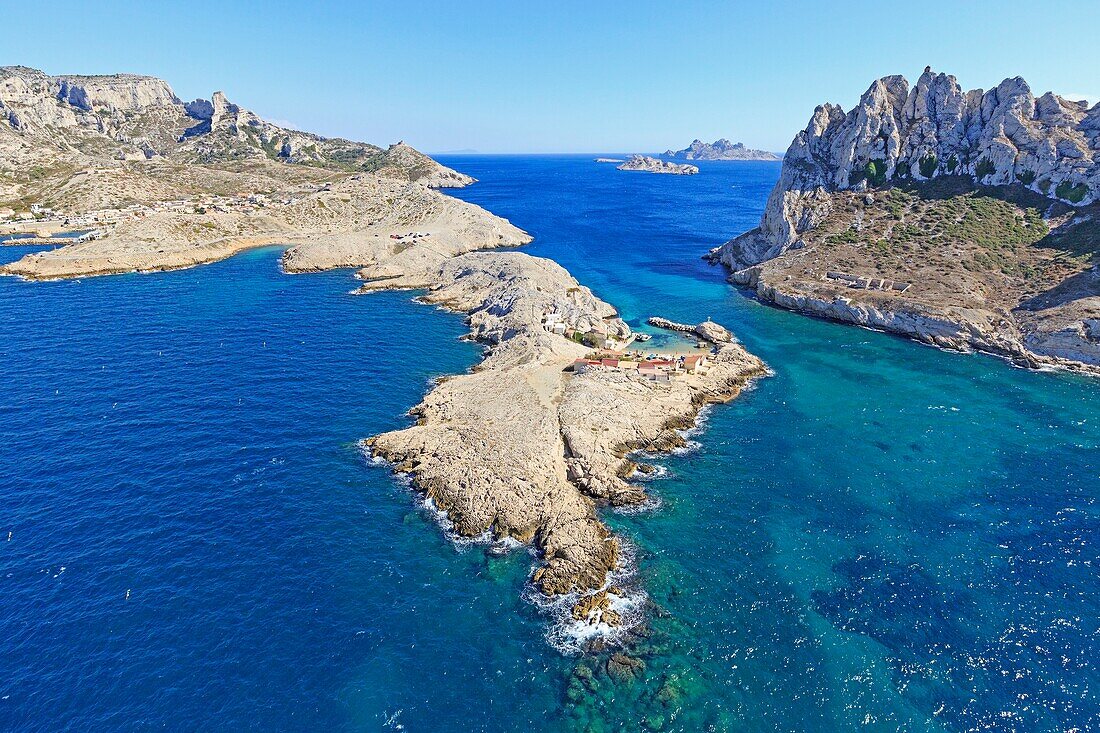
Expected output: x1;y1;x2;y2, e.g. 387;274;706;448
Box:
358;250;766;629
0;65;768;642
617;155;699;175
665;138;781;161
709;67;1100;374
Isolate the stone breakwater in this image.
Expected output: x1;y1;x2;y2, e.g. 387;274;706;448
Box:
358;251;767;632
647;316;734;344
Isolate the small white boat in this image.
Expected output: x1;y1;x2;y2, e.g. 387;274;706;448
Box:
635;333;652;342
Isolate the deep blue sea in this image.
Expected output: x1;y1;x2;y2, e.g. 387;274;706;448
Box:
2;156;1097;732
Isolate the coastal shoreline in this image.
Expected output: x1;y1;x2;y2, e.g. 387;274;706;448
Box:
713;259;1100;379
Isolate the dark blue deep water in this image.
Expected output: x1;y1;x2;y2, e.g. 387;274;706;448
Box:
2;156;1097;732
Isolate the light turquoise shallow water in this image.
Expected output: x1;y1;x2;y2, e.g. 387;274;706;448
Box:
1;156;1097;732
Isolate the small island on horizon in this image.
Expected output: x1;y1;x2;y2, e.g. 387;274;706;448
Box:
616;154;699;175
665;138;782;161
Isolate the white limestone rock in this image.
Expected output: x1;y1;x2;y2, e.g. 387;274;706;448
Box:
715;67;1099;271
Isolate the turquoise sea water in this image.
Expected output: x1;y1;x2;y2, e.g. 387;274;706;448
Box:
2;156;1097;732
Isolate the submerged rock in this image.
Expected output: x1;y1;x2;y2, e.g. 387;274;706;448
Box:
606;652;646;683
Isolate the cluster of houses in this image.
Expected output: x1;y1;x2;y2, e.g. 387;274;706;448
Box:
825;271;911;293
573;352;710;383
2;190;304;235
541;312;627;351
0;204;56;222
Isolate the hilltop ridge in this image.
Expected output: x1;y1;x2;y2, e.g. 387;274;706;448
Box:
0;65;470;210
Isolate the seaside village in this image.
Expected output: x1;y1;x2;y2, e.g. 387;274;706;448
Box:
541;311;713;384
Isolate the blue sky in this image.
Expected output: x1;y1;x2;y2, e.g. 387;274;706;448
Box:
5;0;1098;153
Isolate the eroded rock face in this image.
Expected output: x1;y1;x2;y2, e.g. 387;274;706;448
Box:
715;67;1098;271
55;74;179;112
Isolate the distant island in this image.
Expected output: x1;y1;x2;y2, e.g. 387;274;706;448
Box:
594;157;624;163
708;66;1099;375
617;155;698;175
665;139;781;161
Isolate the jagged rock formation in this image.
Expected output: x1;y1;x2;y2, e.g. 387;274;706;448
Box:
0;65;470;191
710;67;1100;375
617;155;698;175
664;138;781;161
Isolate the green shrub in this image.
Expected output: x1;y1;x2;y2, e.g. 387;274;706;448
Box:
919;154;938;178
1038;178;1051;194
895;161;911;178
865;159;888;187
945;155;959;173
1055;181;1089;203
975;158;996;179
1017;169;1036;186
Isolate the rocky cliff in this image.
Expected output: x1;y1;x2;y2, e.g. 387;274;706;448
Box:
710;68;1100;374
664;138;780;161
718;67;1098;269
0;65;470;190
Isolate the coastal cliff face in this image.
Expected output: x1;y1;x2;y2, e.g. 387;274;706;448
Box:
0;65;470;192
711;68;1100;374
664;139;780;161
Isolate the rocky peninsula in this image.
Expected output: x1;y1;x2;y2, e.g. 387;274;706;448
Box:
360;251;766;627
0;65;768;640
617;155;698;175
709;67;1100;375
665;138;781;161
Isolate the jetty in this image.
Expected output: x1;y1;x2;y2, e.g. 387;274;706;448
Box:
647;316;734;344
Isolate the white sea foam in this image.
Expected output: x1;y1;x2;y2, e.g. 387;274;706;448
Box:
671;440;702;456
526;539;648;655
362;442;498;551
363;438;647;652
679;403;713;439
613;493;664;516
631;463;669;481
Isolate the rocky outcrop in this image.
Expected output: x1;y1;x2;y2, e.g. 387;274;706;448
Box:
55;73;179;113
617;155;698;175
359;250;766;628
664;138;780;161
708;68;1100;375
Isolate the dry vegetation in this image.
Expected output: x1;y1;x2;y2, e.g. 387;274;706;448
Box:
783;177;1099;311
